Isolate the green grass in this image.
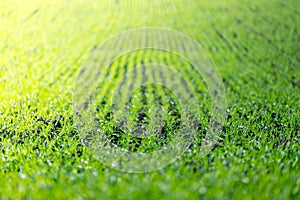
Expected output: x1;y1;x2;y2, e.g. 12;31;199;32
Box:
0;0;299;199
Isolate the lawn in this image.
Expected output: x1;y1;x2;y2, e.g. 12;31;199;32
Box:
0;0;299;199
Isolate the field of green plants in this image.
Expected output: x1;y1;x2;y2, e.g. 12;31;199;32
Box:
0;0;299;199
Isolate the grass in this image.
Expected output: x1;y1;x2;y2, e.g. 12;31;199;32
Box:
0;0;299;199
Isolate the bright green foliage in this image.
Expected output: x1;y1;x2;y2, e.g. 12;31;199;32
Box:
0;0;299;199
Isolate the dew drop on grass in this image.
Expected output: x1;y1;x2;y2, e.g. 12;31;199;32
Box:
111;161;117;168
93;171;98;177
198;186;207;194
20;173;27;179
242;177;250;184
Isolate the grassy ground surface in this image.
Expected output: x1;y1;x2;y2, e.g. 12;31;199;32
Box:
0;0;299;199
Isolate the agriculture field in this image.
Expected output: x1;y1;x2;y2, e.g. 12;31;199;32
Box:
0;0;299;199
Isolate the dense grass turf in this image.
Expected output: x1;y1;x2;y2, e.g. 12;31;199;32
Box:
0;0;299;199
